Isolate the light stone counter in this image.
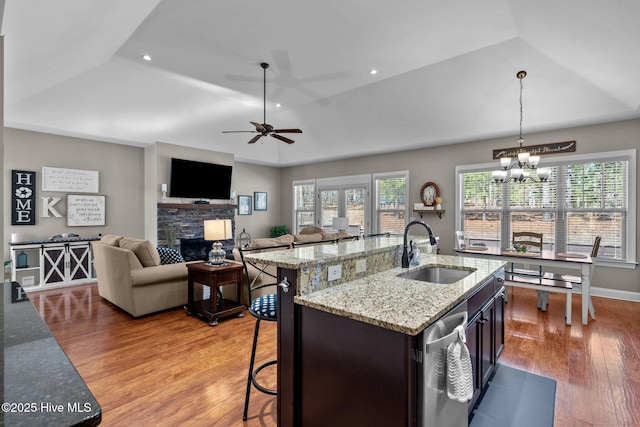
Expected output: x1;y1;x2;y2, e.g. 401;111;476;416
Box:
243;236;505;335
243;235;420;270
295;254;505;335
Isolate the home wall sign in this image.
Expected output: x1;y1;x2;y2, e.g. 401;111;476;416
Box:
12;170;36;225
42;166;99;193
492;140;576;159
67;195;106;226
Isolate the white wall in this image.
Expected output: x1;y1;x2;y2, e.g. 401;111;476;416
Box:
2;131;283;262
3;129;145;261
280;118;640;295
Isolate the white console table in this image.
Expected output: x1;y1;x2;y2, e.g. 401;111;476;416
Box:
9;237;98;290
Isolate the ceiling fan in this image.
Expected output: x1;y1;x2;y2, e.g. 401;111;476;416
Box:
223;62;302;144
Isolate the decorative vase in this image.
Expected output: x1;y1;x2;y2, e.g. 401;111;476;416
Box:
436;203;442;210
17;251;28;268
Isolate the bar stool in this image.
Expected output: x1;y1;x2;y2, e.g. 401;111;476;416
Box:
239;245;286;421
243;293;277;421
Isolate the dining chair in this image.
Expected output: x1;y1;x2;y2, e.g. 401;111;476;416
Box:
511;232;545;307
543;236;601;320
455;231;465;250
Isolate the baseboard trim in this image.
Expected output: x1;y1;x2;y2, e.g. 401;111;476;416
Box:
572;284;640;303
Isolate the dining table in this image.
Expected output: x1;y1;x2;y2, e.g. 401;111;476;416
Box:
456;246;595;325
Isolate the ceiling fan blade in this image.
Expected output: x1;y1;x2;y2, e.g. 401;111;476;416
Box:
222;130;258;133
273;128;303;134
271;134;295;144
250;121;266;132
248;134;263;144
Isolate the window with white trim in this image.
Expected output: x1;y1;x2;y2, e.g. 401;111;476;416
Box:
293;180;315;234
374;172;408;234
292;171;409;236
457;150;636;265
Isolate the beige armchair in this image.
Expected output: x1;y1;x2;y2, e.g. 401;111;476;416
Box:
92;235;198;317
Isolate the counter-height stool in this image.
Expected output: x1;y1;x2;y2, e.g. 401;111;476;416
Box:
239;244;288;421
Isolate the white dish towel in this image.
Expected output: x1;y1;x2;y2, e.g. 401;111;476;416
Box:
446;325;474;402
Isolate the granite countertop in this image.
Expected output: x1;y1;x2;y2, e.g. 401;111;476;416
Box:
243;234;427;269
295;254;506;336
2;281;102;426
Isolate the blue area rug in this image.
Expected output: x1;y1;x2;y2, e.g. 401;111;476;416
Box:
470;363;556;427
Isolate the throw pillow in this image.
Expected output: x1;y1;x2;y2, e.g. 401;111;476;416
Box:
101;234;123;246
250;234;294;248
294;233;324;242
157;247;185;265
119;237;161;267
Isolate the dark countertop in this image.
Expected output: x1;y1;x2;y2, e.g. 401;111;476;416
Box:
2;281;101;426
8;237;100;246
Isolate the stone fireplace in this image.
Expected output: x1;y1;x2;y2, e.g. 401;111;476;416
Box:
157;203;236;252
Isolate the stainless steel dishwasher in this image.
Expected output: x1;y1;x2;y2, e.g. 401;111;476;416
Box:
418;301;470;427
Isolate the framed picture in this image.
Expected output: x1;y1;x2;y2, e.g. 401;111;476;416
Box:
254;192;267;211
238;195;252;215
67;194;106;226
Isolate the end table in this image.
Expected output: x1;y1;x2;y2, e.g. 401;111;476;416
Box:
186;261;245;326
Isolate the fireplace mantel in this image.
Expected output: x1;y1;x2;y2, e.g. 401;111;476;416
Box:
157;203;237;209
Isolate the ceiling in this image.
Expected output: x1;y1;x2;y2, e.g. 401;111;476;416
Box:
2;0;639;166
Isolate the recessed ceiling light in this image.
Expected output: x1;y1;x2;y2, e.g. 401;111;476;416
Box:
369;69;378;75
142;54;152;61
276;103;282;108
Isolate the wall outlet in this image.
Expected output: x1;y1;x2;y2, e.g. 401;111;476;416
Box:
356;259;367;273
328;264;342;281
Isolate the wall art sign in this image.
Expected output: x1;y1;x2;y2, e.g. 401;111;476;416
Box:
67;195;106;226
12;170;36;225
492;140;576;159
237;195;252;215
42;166;99;193
254;192;267;211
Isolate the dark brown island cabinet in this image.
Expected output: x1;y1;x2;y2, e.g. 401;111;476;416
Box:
275;267;505;427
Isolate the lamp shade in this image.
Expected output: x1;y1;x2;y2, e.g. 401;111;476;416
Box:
204;219;232;241
332;217;349;231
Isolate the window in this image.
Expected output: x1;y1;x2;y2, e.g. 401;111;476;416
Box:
291;171;409;236
456;150;636;266
293;180;315;234
374;172;408;234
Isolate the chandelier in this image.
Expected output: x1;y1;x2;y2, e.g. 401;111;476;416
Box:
492;71;551;183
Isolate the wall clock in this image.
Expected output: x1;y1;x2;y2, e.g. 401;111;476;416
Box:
420;182;440;206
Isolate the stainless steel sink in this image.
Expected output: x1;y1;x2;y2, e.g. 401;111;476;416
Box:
397;266;474;284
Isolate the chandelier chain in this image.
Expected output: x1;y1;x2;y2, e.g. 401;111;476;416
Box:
519;73;524;143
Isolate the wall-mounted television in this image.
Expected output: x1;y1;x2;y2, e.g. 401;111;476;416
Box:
169;158;232;200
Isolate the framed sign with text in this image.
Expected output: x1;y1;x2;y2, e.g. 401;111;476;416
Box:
67;195;106;226
493;140;576;159
12;170;36;225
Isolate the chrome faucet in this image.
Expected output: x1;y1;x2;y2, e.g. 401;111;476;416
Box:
402;220;438;268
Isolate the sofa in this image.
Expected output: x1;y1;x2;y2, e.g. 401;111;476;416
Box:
92;234;198;317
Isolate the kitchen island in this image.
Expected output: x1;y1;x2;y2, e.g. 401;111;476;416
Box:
244;235;506;426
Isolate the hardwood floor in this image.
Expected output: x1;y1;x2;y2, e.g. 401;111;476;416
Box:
28;284;639;427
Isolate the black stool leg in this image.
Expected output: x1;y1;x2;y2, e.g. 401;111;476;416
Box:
243;318;261;421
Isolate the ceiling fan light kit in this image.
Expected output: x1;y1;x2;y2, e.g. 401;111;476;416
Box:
223;62;302;144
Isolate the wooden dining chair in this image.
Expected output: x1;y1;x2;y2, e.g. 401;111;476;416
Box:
510;232;545;306
512;231;543;251
543;236;601;320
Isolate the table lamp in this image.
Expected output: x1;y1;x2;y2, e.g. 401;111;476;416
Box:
204;219;232;265
332;217;349;233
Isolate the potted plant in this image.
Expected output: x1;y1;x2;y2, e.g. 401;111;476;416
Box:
270;225;289;238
